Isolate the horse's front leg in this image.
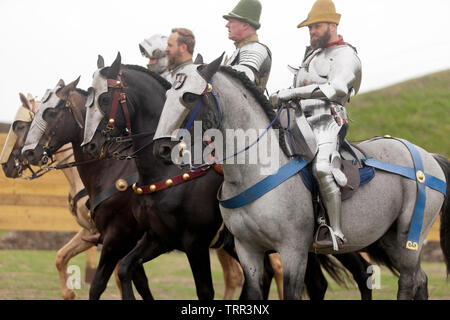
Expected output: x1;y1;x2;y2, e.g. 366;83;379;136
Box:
55;228;94;300
186;245;215;300
234;240;266;300
279;246;310;300
88;237;122;300
118;232;169;300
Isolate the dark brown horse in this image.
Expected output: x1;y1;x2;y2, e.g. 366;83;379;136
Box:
82;53;373;300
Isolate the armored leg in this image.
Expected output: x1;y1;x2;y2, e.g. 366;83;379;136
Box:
310;115;346;250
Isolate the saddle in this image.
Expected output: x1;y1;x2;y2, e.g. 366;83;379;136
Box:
278;103;375;201
298;140;375;201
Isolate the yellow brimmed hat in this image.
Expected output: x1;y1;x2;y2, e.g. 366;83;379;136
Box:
297;0;341;28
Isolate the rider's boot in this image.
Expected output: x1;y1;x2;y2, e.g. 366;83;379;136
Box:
313;151;346;251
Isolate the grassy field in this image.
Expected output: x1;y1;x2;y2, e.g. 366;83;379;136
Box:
347;69;450;158
0;249;448;300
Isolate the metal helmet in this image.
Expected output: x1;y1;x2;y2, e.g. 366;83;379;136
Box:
139;34;168;75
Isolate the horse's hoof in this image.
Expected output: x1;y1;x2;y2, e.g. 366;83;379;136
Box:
63;290;76;300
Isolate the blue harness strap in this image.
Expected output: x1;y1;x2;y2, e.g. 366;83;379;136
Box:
219;157;308;209
363;138;447;250
362;159;446;194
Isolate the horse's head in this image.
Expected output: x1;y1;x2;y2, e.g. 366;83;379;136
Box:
153;53;224;166
23;77;85;165
82;53;137;158
1;93;36;177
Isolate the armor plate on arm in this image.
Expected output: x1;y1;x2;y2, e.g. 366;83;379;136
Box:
281;45;361;106
226;42;272;92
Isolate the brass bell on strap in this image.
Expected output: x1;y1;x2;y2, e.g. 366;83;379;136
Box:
132;183;143;195
182;173;190;181
165;179;173;187
150;185;157;193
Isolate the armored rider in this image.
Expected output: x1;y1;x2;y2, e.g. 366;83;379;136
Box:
270;0;362;250
139;34;170;79
165;28;196;84
223;0;272;93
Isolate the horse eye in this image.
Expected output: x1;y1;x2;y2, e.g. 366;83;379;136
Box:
99;94;110;106
183;93;198;104
43;109;58;120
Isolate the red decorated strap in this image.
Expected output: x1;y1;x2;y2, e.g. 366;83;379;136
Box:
107;89;121;130
133;167;210;195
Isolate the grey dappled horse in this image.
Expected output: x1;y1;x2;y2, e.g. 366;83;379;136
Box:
153;55;450;300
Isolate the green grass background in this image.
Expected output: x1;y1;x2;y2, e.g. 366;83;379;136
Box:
0;249;448;300
346;69;450;157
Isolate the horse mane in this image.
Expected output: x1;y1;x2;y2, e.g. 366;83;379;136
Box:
123;64;172;90
75;88;88;96
218;66;289;157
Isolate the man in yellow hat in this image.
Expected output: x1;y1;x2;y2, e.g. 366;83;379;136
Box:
271;0;362;251
223;0;272;93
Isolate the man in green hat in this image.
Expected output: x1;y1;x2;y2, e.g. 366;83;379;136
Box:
223;0;271;93
270;0;362;251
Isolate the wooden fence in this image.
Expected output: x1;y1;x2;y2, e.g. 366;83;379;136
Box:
0;132;442;240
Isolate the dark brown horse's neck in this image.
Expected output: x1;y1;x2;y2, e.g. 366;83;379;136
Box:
71;130;136;199
133;123;175;186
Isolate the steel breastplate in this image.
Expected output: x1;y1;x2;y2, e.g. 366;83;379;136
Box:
295;48;331;88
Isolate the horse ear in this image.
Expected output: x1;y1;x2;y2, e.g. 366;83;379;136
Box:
97;55;105;68
19;93;31;110
194;53;204;64
57;79;65;88
68;76;81;90
108;52;121;78
199;52;225;82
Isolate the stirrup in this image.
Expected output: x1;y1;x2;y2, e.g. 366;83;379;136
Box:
313;224;345;251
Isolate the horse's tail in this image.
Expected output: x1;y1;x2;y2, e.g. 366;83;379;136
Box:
366;241;400;277
316;254;352;288
432;154;450;276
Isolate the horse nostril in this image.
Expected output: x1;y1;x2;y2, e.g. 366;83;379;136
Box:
23;149;34;160
83;142;97;154
160;145;172;158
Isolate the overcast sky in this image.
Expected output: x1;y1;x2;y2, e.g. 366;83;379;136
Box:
0;0;449;123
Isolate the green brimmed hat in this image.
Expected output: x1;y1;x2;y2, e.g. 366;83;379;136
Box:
223;0;262;30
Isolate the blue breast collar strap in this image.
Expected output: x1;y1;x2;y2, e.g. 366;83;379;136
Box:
218;157;308;209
